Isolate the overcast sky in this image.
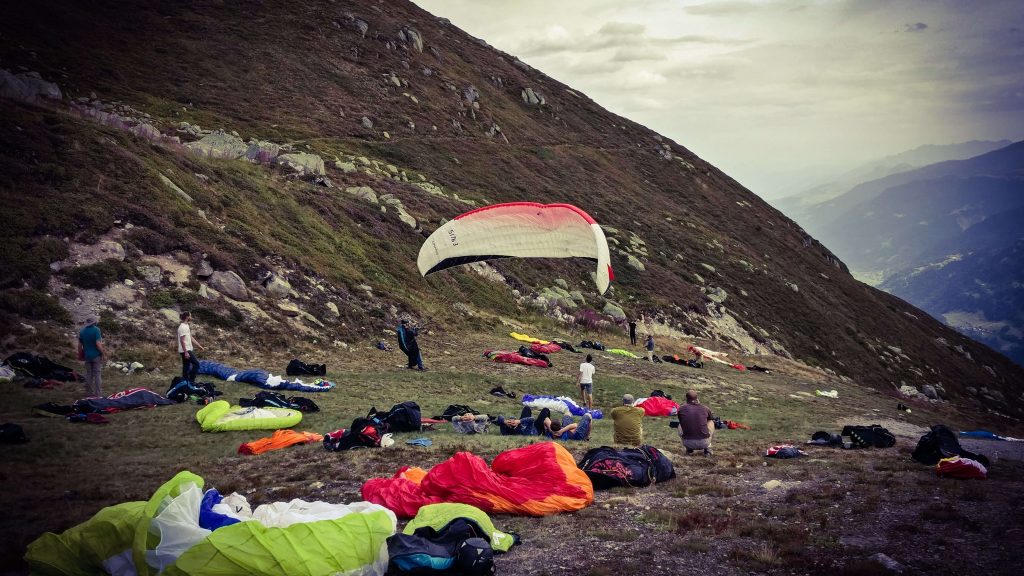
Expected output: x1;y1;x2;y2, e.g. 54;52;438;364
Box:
414;0;1024;199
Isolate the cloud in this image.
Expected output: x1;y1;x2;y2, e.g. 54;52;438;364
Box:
683;1;762;16
900;22;928;33
611;47;668;62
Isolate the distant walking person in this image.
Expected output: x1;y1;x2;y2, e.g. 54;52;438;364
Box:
645;334;655;362
177;311;206;383
677;389;715;456
577;354;596;410
77;316;106;397
628;318;638;346
397;319;425;371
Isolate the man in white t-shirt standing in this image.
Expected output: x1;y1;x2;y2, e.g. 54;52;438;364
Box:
577;354;596;410
177;311;206;383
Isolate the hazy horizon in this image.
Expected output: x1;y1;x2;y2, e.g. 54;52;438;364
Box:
415;0;1024;200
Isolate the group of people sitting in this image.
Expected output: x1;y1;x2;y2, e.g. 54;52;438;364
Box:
454;407;593;441
473;388;715;455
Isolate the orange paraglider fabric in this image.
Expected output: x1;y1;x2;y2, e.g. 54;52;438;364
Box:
362;442;593;518
237;430;323;455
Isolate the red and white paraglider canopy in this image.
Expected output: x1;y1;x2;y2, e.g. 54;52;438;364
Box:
417;202;613;294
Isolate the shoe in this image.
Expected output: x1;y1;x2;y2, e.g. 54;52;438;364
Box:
703;448;713;456
685;448;694;455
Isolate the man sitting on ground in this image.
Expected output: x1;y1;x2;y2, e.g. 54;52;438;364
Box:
677;389;714;456
610;394;644;446
545;413;593;441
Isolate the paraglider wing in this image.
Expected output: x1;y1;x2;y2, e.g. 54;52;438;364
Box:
417;202;613;293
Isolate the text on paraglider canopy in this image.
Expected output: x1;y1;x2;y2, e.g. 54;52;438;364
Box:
448;228;459;246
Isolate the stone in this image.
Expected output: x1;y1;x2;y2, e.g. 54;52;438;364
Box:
521;87;545;106
277;153;326;176
184;131;247;160
345;186;378;204
335;161;357;173
625;254;645;271
357;284;373;294
700;263;716;274
463;85;479;104
245;140;281;164
554;278;568;289
761;479;782;491
326;302;340;317
388;73;402;87
343;14;369;37
196;259;214;278
0;69;62;103
414;182;445;196
921;384;938;400
402;26;424;52
708;287;728;303
158;173;193;203
395;207;416;228
264;274;293;299
136;265;162;284
209;271;250;301
869;553;904;574
361;116;373;129
277;301;301;317
131;123;161;141
159;308;180;325
602;301;626;321
356;156;371;166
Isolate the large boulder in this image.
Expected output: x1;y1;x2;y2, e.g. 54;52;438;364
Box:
245;140;281;164
345;186;378;204
159;173;193;203
0;69;62;103
277;153;326;176
603;301;626;321
521;87;545;106
400;26;424;52
185;131;247;160
209;271;250;301
263;274;293;299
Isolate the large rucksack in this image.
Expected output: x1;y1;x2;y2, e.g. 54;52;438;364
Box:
912;424;989;466
436;405;478;421
578;445;676;489
3;352;80;382
374;401;421;433
0;423;28;444
841;424;896;448
285;358;326;376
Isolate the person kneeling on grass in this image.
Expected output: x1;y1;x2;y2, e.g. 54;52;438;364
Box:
544;413;593;441
677;389;714;456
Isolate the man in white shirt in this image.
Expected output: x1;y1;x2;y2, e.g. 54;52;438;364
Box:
177;311;206;382
577;354;596;410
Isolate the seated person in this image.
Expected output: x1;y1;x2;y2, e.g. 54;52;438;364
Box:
545;413;593;441
677;389;714;456
495;407;550;436
610;394;644;446
452;413;491;434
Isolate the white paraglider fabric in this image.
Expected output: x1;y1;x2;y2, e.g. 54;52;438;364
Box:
417;203;613;294
145;482;211;572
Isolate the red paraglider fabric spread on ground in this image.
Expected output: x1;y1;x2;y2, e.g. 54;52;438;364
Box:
636;396;679;417
530;342;562;354
362;442;593;517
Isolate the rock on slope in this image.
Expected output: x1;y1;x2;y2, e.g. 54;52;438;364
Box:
0;0;1020;416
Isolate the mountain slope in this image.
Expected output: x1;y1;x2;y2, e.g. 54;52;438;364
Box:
0;0;1021;415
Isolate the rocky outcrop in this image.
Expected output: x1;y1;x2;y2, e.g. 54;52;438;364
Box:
0;69;62;104
603;301;626;321
521;87;545;106
263;274;294;299
209;271;250;301
159;173;193;203
185;131;247;160
399;26;424;52
246;140;281;164
277;153;326;177
345;186;379;204
380;194;416;228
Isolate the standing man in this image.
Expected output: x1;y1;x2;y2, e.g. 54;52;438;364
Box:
397;319;425;371
77;316;106;397
645;334;656;362
177;311;206;383
610;394;644;446
677;389;715;456
577;354;596;410
627;317;638;346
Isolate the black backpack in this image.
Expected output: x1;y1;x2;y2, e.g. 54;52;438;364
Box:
0;423;28;444
912;424;989;466
4;352;80;382
841;425;896;448
287;396;320;413
436;405;478;421
239;391;292;409
387;518;496;575
578;445;676;489
286;359;326;376
375;401;422;433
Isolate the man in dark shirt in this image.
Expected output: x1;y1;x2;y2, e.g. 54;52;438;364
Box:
628;318;638;346
677;389;714;456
